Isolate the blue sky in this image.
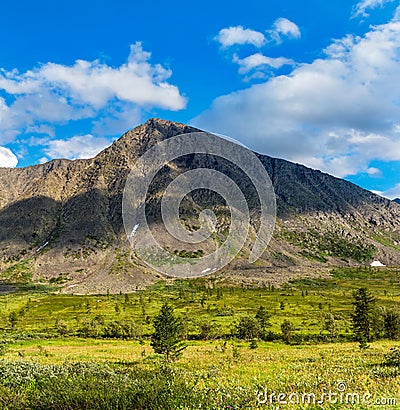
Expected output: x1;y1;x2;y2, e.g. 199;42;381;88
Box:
0;0;400;199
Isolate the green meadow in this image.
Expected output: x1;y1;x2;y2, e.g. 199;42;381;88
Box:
0;267;399;409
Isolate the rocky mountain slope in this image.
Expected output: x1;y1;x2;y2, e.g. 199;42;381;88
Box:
0;119;399;293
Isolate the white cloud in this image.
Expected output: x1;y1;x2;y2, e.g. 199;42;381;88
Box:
215;26;266;48
271;18;301;41
38;157;49;164
380;183;400;198
366;167;383;176
215;19;301;49
44;134;112;160
193;17;400;179
0;146;18;167
233;53;294;74
0;42;186;144
216;20;300;79
352;0;396;18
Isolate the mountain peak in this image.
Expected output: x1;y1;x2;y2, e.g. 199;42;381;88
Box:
94;118;200;166
1;118;400;293
140;117;199;138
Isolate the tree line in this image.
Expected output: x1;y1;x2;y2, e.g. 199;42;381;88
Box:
151;287;400;360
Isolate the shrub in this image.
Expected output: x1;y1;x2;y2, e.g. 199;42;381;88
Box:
281;319;295;343
234;316;261;340
383;347;400;367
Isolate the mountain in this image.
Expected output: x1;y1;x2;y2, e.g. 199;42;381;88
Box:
1;119;399;293
394;198;400;204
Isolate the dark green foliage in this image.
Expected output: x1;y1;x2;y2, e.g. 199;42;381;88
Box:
200;294;206;308
352;288;375;343
321;312;339;339
55;320;69;336
151;303;186;360
234;316;261;340
0;342;8;356
383;309;400;340
383;347;400;367
173;249;204;258
197;320;219;340
358;335;370;350
249;339;258;349
77;316;104;338
255;306;271;332
49;273;70;284
281;319;295;343
8;311;18;328
102;320;141;339
115;303;120;314
282;229;376;263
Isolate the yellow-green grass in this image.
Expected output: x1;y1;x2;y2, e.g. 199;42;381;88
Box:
2;338;399;409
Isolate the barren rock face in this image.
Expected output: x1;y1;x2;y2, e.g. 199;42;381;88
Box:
0;118;399;293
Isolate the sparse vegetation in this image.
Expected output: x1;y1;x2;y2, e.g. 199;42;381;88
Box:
0;266;399;408
282;228;377;263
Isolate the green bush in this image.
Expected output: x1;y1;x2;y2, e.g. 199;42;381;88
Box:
383;347;400;367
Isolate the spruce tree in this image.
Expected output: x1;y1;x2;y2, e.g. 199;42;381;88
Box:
383;309;400;340
151;303;186;360
351;288;375;343
255;306;271;332
281;319;295;343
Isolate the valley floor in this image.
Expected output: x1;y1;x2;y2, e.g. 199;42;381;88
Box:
0;266;399;409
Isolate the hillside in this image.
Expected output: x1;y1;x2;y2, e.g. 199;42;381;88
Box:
0;118;399;293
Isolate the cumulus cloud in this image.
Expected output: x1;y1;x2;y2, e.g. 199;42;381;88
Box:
216;20;300;78
215;18;301;49
44;135;112;160
352;0;396;18
193;16;400;179
0;42;186;144
366;167;383;176
214;26;266;48
270;18;301;41
233;53;295;74
0;146;18;167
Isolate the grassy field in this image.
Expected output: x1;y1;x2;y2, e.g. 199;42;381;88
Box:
0;339;399;409
1;266;399;337
0;266;399;409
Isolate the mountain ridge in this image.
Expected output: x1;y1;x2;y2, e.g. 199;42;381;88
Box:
0;118;399;293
